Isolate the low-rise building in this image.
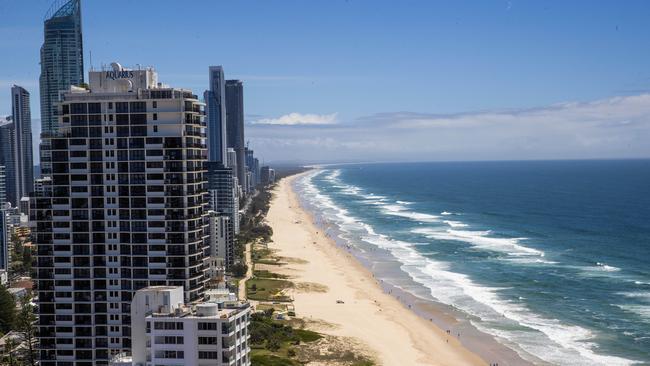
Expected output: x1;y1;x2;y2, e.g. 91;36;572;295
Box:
128;286;251;366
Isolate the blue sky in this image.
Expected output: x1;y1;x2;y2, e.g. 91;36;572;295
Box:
2;0;650;163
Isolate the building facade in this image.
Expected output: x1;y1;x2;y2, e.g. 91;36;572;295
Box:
0;117;17;206
205;162;237;269
129;286;251;366
39;0;84;136
204;66;227;164
11;85;35;206
32;64;209;365
224;80;246;192
260;166;275;186
206;211;229;280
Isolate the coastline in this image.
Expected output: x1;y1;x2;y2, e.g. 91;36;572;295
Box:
265;172;524;365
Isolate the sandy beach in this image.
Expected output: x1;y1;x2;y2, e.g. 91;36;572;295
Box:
264;173;489;366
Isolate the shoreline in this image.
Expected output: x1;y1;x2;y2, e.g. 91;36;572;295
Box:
265;173;523;365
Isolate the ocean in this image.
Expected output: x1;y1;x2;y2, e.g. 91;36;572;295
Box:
294;160;650;366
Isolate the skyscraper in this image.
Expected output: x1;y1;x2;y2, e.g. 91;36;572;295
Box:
206;162;239;266
225;80;246;191
32;64;208;365
39;0;84;136
205;66;227;163
11;85;34;205
0;165;6;277
0;117;17;206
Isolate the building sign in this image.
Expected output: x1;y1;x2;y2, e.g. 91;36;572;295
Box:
105;70;135;80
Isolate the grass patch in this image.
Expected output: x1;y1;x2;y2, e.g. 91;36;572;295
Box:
247;277;293;302
251;352;301;366
250;310;321;365
294;328;322;342
254;269;289;279
255;259;283;266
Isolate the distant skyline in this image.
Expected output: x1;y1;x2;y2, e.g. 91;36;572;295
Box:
2;0;650;163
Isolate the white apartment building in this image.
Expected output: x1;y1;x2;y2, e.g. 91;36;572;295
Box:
32;63;209;365
206;211;229;281
128;286;251;366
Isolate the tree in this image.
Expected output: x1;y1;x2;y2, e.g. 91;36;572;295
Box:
2;337;17;366
14;296;37;366
231;263;248;278
0;286;16;334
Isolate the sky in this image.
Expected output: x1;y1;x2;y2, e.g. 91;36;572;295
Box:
1;0;650;164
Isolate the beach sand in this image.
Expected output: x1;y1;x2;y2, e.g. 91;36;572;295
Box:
264;174;489;366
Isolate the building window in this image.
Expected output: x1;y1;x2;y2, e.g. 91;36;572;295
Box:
153;125;158;133
198;322;217;331
152;101;157;108
198;337;218;345
199;351;219;359
153;113;157;121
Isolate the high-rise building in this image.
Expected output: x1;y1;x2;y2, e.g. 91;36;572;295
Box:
32;64;209;365
0;210;7;272
0;117;16;205
11;85;35;205
206;211;229;280
0;165;6;207
0;165;7;274
225;80;246;190
253;158;260;186
260;166;275;185
39;0;84;136
206;162;238;268
226;147;238;175
204;66;226;163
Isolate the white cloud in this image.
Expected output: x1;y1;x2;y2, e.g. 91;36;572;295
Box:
247;94;650;163
252;112;338;125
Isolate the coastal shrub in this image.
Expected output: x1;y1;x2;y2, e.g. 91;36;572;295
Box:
0;286;16;333
254;270;288;279
250;354;300;366
294;329;322;342
246;278;293;302
230;263;248;278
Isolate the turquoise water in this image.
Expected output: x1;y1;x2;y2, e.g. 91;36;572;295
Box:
295;160;650;365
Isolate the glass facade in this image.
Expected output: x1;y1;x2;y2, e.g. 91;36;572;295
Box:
39;0;84;136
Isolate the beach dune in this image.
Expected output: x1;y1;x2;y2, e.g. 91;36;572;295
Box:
265;174;487;366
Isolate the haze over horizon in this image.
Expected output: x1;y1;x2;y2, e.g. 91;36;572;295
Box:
2;0;650;164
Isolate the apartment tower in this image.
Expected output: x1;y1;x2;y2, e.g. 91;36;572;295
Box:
11;85;35;205
32;64;209;365
225;80;246;193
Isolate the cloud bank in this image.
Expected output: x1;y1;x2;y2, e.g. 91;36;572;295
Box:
247;94;650;163
252;112;337;125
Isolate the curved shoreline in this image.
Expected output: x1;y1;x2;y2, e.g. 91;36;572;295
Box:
265;173;533;365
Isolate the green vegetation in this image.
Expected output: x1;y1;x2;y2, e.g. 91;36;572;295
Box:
250;310;321;365
253;270;288;279
250;353;300;366
10;233;33;277
0;285;16;334
230;262;248;278
247;278;293;302
0;293;37;365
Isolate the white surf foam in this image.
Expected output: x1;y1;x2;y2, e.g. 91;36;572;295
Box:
596;262;621;272
614;304;650;323
297;171;638;366
443;220;468;228
379;203;440;223
413;227;544;257
396;200;414;205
